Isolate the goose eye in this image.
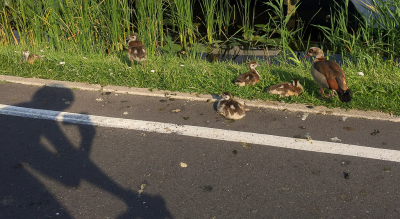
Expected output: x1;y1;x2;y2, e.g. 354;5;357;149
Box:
308;49;313;53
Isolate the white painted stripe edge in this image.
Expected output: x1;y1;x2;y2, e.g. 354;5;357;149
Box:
1;104;399;163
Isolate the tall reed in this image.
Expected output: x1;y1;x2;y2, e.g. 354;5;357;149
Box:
134;0;165;55
237;0;258;42
199;0;218;44
0;0;132;52
315;0;400;64
167;0;195;51
262;0;301;62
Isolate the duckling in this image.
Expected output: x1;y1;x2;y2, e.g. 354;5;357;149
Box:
235;61;260;86
127;33;147;68
22;50;44;64
267;78;303;97
217;92;246;120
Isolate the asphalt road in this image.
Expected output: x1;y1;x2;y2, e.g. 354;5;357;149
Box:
0;82;399;219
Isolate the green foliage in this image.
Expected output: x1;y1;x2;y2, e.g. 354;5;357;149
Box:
314;0;400;66
0;0;131;52
166;0;195;50
134;0;164;55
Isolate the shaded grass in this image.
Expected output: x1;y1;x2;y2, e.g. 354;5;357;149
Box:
1;45;399;115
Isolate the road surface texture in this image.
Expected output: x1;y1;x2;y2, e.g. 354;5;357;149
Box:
0;81;399;219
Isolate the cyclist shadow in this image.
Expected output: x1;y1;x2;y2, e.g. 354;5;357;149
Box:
0;85;172;219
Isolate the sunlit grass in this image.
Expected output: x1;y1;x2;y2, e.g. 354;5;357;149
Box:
1;45;399;114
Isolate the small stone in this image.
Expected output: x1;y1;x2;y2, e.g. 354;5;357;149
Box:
358;72;364;76
331;137;341;142
123;112;128;115
172;109;181;113
180;162;187;168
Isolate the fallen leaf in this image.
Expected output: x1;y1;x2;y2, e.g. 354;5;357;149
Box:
183;117;189;120
180;162;187;168
172;109;181;113
137;184;146;197
304;133;312;141
241;142;252;149
232;150;238;154
343;172;350;179
225;119;235;123
158;108;165;111
344;126;354;131
371;129;380;136
102;92;111;95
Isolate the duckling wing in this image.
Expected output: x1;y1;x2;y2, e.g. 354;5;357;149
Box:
235;72;259;84
129;45;147;60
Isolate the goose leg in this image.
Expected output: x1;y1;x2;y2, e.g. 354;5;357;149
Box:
320;87;324;98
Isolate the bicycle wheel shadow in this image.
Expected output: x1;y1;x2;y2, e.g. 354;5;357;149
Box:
0;85;172;219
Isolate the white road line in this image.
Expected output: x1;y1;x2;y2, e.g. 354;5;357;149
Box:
1;104;399;162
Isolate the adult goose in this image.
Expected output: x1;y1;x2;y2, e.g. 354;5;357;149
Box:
305;47;352;102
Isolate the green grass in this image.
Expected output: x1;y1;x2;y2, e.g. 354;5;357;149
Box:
1;45;399;115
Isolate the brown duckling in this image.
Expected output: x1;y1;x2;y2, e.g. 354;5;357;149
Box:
305;47;352;102
217;92;246;120
22;50;44;64
267;78;303;97
127;33;147;68
235;61;260;86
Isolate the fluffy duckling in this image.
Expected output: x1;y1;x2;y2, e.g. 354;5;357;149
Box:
305;47;352;102
235;61;260;86
22;50;44;64
217;92;246;120
267;78;303;97
127;33;147;68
